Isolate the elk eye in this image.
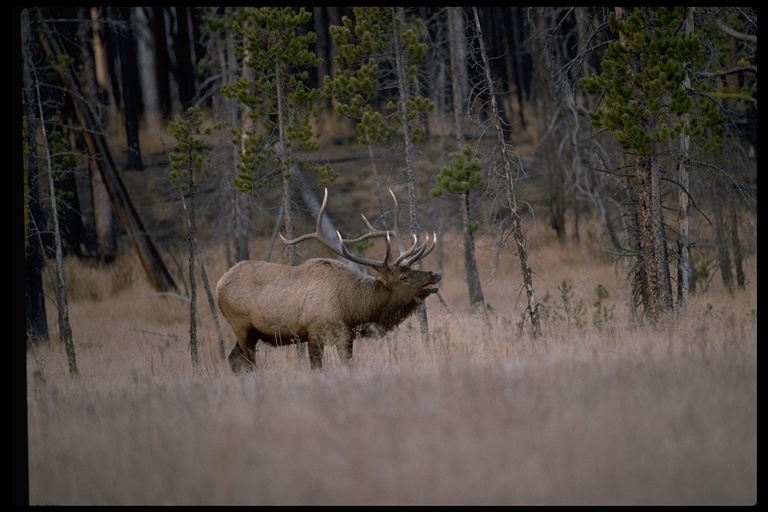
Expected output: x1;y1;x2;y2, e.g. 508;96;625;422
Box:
399;275;409;282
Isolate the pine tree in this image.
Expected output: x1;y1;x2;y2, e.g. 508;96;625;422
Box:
583;8;685;320
580;7;739;320
168;106;227;364
430;145;487;317
221;7;334;265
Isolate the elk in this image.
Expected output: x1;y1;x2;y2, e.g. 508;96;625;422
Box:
215;188;441;373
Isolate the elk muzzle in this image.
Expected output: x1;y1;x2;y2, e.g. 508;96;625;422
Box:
419;271;441;297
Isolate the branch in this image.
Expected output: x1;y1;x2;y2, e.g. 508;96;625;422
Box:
716;19;757;44
699;65;757;79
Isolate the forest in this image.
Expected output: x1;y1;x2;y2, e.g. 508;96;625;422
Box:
17;7;757;505
20;6;756;360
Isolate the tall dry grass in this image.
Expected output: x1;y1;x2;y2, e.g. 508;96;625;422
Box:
26;233;756;505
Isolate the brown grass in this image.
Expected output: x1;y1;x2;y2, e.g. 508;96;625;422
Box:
26;229;756;505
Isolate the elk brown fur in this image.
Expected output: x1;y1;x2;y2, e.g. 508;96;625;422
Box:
215;189;441;372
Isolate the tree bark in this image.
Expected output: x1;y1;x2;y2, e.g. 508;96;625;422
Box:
676;8;693;315
633;155;673;319
473;7;541;338
183;182;199;367
461;192;486;315
110;7;144;171
713;185;734;294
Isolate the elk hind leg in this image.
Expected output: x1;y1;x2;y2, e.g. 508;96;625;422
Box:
336;335;353;365
307;337;324;370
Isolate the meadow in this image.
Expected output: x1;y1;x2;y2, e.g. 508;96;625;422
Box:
25;228;757;505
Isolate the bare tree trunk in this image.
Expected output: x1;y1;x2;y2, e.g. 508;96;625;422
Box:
232;25;252;263
34;71;79;375
109;7;145;171
461;192;487;316
392;7;430;341
210;15;250;266
728;196;745;290
447;7;468;145
182;182;199;368
676;8;694;315
472;7;541;338
80;8;117;263
448;8;487;319
713;185;734;294
90;159;117;263
173;7;197;109
152;6;172;121
549;162;566;245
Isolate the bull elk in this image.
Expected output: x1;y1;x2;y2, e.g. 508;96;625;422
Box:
215;188;441;372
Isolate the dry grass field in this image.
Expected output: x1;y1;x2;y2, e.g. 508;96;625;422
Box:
19;124;757;504
24;223;756;504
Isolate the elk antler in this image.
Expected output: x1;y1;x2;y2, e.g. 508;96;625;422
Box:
280;188;436;270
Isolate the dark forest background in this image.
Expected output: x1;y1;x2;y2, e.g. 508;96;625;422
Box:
19;7;757;347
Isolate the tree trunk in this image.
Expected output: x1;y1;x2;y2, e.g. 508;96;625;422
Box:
676;8;693;315
447;7;467;145
152;7;172;121
510;6;532;123
173;7;197;110
549;162;566;245
230;20;252;263
183;182;199;368
22;9;49;346
448;8;487;319
728;196;745;290
34;72;79;375
713;185;734;294
208;13;250;265
77;8;117;263
55;159;88;256
393;7;430;341
462;192;487;316
472;7;541;338
633;155;673;319
88;8;114;122
110;7;144;171
90;160;117;263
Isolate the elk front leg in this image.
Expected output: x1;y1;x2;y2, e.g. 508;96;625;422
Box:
228;341;256;374
307;337;324;370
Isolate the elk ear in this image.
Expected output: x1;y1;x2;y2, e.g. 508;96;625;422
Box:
369;266;397;287
369;266;388;280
